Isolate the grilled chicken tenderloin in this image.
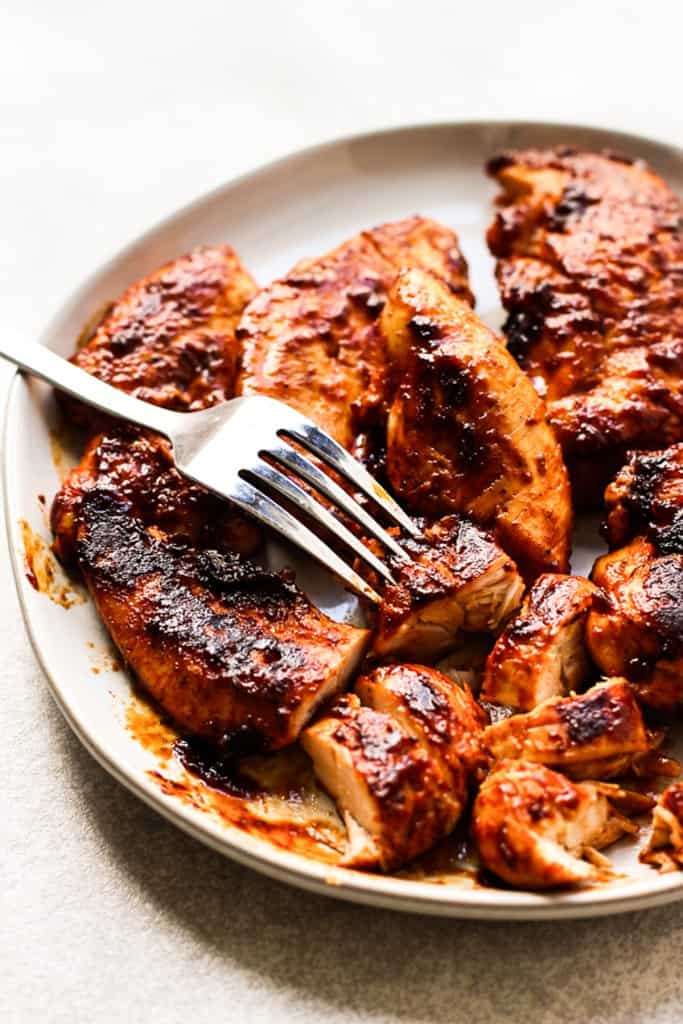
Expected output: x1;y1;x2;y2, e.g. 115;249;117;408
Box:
381;267;572;580
66;245;257;425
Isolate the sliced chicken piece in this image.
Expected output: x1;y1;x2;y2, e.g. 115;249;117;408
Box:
641;783;683;872
480;574;597;710
371;516;524;661
301;693;463;871
482;679;673;780
472;759;645;889
381;267;572;580
51;426;261;564
487;147;683;503
65;246;257;426
61;487;368;750
603;443;683;553
237;217;472;464
587;538;683;712
355;663;488;787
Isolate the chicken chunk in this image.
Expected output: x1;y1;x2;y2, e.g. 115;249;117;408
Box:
482;680;668;780
372;516;524;661
301;693;463;871
473;760;645;889
237;217;472;465
381;267;572;579
487;147;683;501
66;246;257;425
355;663;488;786
480;574;597;710
51;426;261;564
58;485;368;750
641;783;683;872
603;443;683;553
587;538;683;712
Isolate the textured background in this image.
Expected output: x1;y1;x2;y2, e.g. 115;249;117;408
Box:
2;2;683;1021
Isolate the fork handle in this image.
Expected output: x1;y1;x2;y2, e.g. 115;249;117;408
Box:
0;332;182;438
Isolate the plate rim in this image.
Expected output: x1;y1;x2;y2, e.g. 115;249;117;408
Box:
5;118;683;921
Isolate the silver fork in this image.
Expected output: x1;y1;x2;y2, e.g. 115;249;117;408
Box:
1;336;420;603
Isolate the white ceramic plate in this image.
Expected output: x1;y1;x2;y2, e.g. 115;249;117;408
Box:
5;121;683;920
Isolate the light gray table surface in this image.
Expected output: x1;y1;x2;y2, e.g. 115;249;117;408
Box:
2;2;683;1021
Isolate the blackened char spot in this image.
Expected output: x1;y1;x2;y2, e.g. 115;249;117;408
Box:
557;688;623;745
502;308;544;365
409;316;442;343
391;675;451;741
197;549;296;602
399;678;445;715
456;421;487;468
333;707;424;802
506;616;542;643
617;449;683;555
348;278;387;318
108;328;142;356
76;490;167;587
435;358;470;410
486;152;515;176
547;185;599;232
657;511;683;556
641;558;683;641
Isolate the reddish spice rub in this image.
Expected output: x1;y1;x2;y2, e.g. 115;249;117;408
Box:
66;245;257;425
587;447;683;712
44;218;682;889
487;147;683;501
